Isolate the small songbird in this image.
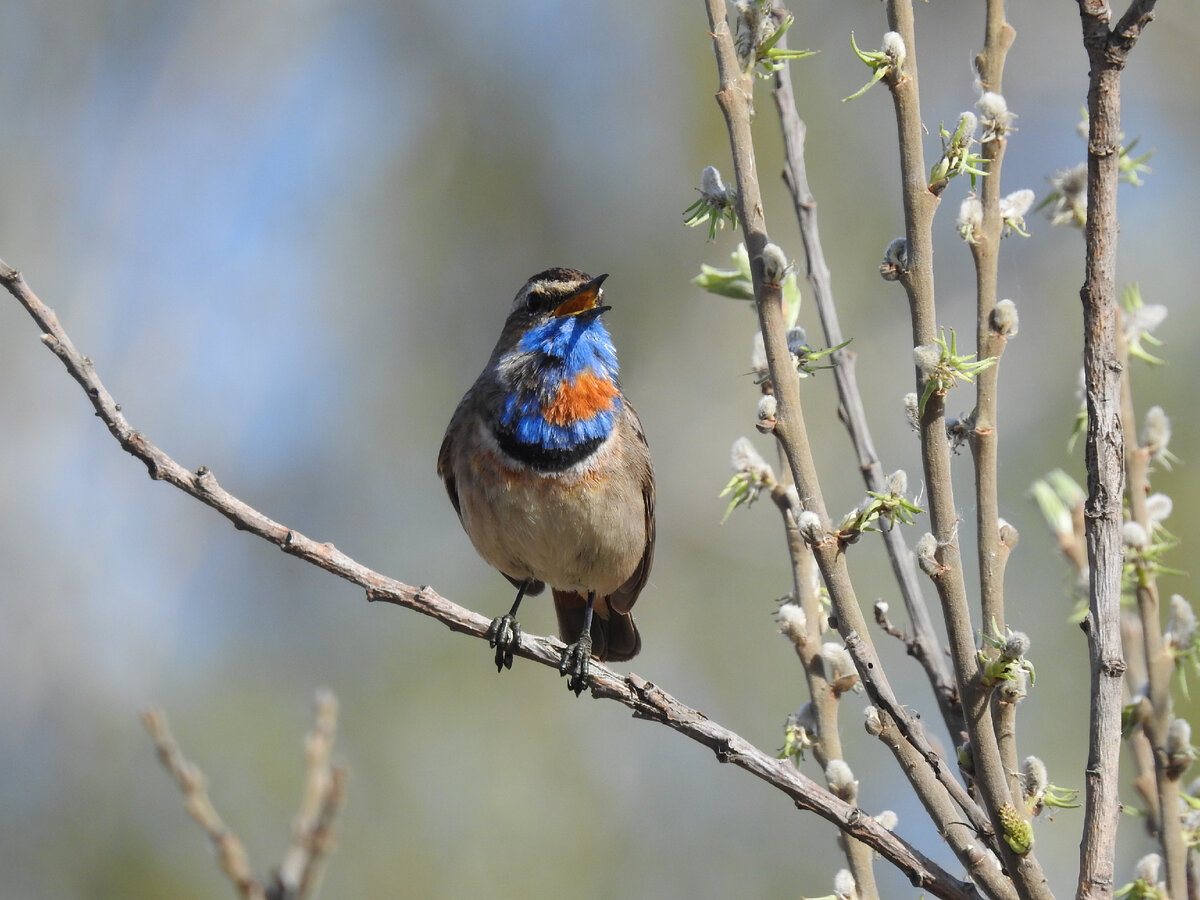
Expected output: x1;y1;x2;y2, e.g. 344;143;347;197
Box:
438;268;655;695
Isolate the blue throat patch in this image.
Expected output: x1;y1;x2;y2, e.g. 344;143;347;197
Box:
496;315;621;464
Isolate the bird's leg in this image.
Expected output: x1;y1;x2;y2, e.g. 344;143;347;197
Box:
559;591;595;696
487;579;530;672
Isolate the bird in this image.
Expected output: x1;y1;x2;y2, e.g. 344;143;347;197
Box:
437;268;655;695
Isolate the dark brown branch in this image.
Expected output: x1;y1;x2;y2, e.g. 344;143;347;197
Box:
0;257;979;900
1074;1;1157;896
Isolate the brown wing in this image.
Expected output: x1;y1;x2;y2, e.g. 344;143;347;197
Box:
607;399;655;616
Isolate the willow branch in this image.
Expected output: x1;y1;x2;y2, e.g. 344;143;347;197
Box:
882;4;1050;893
969;0;1015;640
772;481;878;899
1118;324;1184;892
768;3;961;743
0;258;979;900
869;706;1018;900
1074;2;1157;897
702;1;992;878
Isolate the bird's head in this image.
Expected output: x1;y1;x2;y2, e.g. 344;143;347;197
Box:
492;268;618;375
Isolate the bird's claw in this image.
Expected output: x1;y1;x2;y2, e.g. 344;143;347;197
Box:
559;636;592;696
487;614;521;672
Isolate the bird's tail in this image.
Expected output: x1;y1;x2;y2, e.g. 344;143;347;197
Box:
552;589;641;662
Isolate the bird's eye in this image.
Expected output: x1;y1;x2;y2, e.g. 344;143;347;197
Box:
524;288;552;312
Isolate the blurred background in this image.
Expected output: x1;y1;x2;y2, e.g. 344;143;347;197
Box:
1;2;1197;897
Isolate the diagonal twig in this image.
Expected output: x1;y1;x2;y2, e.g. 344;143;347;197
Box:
1;258;980;900
140;707;268;900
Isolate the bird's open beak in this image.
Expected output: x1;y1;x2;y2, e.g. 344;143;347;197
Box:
553;274;610;318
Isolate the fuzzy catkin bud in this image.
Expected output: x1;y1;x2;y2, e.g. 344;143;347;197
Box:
756;394;777;433
1122;521;1149;551
1146;492;1173;528
730;436;772;480
1167;718;1196;779
821;642;855;682
833;868;858;900
916;532;940;577
874;810;898;831
997;667;1027;703
978;91;1015;142
998;518;1020;548
1000;189;1035;220
903;392;920;430
776;600;807;645
880;237;908;280
1022;756;1048;799
796;510;823;545
913;343;941;378
1133;854;1163;889
956;111;979;141
761;243;790;285
884;469;907;495
957;195;983;243
825;759;858;802
698;165;726;202
991;299;1019;336
1141;406;1172;459
1002;630;1031;660
750;332;768;380
881;31;905;69
863;705;883;736
1168;594;1197;652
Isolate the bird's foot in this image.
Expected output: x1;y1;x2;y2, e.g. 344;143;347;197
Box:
559;633;593;696
486;614;522;672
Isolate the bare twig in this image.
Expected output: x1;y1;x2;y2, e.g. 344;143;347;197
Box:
0;258;979;900
1074;2;1158;896
271;688;348;900
140;707;268;900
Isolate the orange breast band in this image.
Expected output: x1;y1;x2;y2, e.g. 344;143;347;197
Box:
543;371;619;426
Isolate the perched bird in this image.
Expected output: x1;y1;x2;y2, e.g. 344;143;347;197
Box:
438;268;655;694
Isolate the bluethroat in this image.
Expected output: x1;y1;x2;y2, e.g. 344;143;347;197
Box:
438;268;655;695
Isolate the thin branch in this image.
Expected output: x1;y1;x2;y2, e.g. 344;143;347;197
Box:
881;3;1050;893
140;707;268;900
768;3;962;743
1118;323;1184;892
0;258;980;900
271;688;348;900
701;4;993;886
869;705;1018;900
970;0;1015;641
773;482;879;899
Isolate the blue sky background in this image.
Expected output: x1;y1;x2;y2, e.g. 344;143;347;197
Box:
2;2;1199;896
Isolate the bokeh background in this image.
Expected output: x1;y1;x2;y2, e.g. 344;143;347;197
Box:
1;2;1198;897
